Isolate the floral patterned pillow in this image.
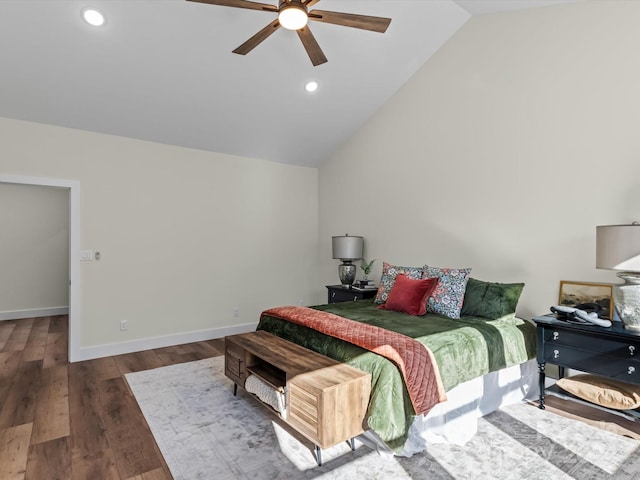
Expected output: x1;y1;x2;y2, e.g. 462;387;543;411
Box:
422;265;472;319
374;262;424;304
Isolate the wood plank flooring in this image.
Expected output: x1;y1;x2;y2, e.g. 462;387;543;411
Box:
0;316;224;480
4;316;636;479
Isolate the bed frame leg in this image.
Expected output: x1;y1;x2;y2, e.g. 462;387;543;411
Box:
347;438;356;451
315;445;322;466
233;383;238;396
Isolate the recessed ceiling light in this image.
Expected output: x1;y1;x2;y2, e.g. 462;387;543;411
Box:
305;81;319;93
82;8;105;27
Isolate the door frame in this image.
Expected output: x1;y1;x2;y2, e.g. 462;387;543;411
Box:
0;173;81;362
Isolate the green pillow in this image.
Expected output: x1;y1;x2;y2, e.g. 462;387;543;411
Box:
461;278;524;319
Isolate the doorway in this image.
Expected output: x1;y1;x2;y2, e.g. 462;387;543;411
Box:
0;174;80;362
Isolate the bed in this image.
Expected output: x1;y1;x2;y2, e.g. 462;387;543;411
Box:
257;276;538;456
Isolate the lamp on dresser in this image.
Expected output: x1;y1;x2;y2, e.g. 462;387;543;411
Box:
596;222;640;329
332;234;363;287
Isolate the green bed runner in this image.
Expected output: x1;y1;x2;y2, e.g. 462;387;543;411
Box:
257;299;536;452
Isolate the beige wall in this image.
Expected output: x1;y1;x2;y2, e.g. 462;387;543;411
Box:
3;0;639;356
0;183;69;316
319;0;640;320
0;118;319;355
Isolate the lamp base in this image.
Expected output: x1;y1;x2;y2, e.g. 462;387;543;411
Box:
614;272;640;330
338;261;356;287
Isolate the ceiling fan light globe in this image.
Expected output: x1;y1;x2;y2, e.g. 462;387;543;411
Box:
278;5;308;30
82;8;105;27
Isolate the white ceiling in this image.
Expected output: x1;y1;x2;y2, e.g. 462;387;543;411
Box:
0;0;577;168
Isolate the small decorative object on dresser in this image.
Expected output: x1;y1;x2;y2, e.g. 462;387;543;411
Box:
358;259;375;286
533;313;640;415
558;280;614;320
326;284;376;304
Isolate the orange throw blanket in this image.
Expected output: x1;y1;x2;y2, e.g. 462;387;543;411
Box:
261;306;447;416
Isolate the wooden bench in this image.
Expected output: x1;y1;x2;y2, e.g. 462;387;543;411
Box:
224;330;371;465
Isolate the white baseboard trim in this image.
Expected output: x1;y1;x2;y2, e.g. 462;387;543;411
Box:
0;307;69;321
77;322;258;362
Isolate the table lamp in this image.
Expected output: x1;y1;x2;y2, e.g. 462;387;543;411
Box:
596;222;640;329
332;235;363;287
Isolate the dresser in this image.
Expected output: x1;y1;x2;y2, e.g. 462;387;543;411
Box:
533;314;640;410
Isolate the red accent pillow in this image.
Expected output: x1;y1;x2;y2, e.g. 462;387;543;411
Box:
378;274;438;316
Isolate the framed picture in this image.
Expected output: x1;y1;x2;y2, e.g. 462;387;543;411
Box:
558;280;614;320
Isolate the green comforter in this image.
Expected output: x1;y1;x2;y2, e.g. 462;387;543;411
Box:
257;299;536;452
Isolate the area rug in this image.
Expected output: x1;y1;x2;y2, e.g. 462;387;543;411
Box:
125;357;640;480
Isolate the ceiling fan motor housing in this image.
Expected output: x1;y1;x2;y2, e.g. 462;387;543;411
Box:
279;0;307;9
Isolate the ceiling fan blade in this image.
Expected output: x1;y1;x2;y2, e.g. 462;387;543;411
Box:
232;19;281;55
309;10;391;33
302;0;322;7
296;26;327;66
186;0;277;12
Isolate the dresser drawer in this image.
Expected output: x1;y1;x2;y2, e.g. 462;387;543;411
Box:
543;327;640;360
225;343;245;385
329;289;361;303
542;344;640;384
326;285;377;304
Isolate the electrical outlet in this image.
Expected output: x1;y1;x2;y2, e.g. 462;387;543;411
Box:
232;307;240;317
120;319;128;331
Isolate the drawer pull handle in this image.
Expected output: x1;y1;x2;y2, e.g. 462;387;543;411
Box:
332;292;336;298
630;346;635;356
553;332;559;340
353;296;358;301
629;366;636;375
553;349;560;359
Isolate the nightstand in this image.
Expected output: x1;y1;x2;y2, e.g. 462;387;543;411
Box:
533;314;640;411
326;285;377;304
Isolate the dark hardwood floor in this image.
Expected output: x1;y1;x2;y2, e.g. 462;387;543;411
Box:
6;316;639;479
0;315;224;480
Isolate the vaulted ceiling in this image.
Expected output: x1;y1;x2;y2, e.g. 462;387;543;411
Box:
0;0;577;167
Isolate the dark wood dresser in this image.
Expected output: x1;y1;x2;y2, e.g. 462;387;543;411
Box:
533;314;640;411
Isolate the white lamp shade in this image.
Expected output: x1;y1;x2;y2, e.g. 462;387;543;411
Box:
596;224;640;271
332;235;363;261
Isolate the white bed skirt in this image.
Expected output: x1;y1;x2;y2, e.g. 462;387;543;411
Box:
361;359;539;457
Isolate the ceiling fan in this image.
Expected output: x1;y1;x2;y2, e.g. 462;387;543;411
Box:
186;0;392;66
